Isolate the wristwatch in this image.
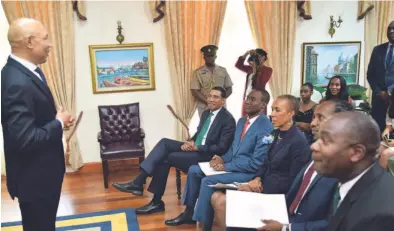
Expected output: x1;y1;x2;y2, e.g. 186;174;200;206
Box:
282;224;289;231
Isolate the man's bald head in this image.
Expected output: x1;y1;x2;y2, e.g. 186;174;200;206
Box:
311;111;380;181
8;18;41;46
7;18;51;65
327;112;380;156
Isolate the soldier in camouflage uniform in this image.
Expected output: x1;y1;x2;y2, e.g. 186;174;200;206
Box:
191;45;233;117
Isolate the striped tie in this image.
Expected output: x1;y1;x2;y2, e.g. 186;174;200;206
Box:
332;184;341;214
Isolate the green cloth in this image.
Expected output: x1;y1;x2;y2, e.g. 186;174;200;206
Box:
332;184;341;214
195;112;214;146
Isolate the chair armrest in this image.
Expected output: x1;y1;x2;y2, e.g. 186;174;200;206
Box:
97;131;103;143
140;128;145;139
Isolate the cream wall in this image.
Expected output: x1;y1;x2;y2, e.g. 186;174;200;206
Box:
75;1;176;163
292;0;365;102
0;0;367;166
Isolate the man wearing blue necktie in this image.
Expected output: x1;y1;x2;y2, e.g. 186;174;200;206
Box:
112;87;236;214
1;18;74;231
367;21;394;133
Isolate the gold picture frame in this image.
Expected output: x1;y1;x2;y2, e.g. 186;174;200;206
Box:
301;41;361;87
89;43;155;94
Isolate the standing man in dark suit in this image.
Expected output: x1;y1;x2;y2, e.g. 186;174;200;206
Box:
1;18;74;231
112;87;236;214
311;111;394;231
367;21;394;132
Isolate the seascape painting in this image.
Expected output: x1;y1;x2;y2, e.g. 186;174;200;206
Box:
89;43;155;94
302;42;361;86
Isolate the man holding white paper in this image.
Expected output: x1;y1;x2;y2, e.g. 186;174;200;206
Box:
165;89;273;229
212;99;355;231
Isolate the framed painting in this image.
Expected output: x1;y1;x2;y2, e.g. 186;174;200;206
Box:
301;41;361;87
89;43;155;94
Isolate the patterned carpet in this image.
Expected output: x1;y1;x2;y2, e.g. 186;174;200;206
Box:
1;208;139;231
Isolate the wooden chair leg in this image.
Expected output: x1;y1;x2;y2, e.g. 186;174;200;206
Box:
176;169;181;199
102;160;109;188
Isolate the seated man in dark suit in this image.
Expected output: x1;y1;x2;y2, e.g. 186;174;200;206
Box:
212;99;355;231
165;89;274;229
312;112;394;231
112;86;236;214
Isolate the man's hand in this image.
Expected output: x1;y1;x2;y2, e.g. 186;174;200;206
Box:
248;178;263;193
257;220;284;231
56;107;74;129
181;141;195;151
237;184;253;192
243;49;255;58
212;163;224;171
378;91;390;104
210;155;224;167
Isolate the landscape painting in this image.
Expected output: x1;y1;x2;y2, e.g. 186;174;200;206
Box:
89;43;155;94
301;42;361;86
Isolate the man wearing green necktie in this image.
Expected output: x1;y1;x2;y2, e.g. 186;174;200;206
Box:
112;87;236;215
311;112;394;231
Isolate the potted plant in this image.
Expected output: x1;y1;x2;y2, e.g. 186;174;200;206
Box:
348;84;371;114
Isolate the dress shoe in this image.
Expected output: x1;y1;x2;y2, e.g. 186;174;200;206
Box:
112;181;143;196
165;212;196;226
135;200;165;214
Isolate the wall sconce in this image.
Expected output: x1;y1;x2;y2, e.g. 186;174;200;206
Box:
328;15;343;38
116;21;125;44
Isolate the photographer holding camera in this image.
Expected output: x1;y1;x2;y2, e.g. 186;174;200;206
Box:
235;49;273;116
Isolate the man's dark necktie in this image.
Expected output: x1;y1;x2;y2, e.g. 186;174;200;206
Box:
386;44;394;69
332;184;341;214
288;163;315;214
34;67;48;85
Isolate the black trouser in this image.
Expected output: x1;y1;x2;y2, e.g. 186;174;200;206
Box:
19;194;61;231
140;138;211;198
371;93;390;133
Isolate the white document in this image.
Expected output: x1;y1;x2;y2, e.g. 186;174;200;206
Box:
208;182;248;190
226;190;289;229
198;162;229;176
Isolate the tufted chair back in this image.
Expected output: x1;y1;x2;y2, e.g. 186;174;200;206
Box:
98;103;141;143
97;102;146;188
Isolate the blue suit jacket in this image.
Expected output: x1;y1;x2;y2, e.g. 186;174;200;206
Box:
221;114;273;173
286;162;337;231
255;125;311;194
367;42;394;93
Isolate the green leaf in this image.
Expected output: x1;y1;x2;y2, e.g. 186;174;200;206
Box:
314;86;326;93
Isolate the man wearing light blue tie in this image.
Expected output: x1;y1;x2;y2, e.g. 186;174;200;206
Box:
165;89;273;229
367;20;394;132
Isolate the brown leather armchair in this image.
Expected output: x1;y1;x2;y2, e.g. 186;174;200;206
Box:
97;103;145;188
